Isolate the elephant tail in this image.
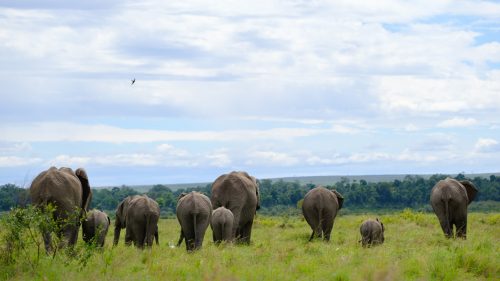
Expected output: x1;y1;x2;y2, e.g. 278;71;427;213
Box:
442;189;451;237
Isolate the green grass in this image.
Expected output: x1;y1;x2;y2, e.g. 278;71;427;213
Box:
1;211;499;281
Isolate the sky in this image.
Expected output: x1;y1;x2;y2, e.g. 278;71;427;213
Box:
1;0;499;187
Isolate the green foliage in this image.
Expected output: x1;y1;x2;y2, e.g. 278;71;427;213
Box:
1;173;499;216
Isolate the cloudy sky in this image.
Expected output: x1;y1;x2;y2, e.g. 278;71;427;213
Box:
1;1;499;186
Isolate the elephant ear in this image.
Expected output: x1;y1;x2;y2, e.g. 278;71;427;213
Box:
75;168;92;211
115;198;127;228
332;190;344;210
460;180;478;204
178;192;188;201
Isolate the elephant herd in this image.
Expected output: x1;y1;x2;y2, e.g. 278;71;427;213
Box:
29;167;478;253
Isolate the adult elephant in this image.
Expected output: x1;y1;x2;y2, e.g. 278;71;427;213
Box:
114;195;160;248
82;209;110;247
176;192;212;251
302;186;343;242
30;166;92;252
430;178;478;239
211;171;260;244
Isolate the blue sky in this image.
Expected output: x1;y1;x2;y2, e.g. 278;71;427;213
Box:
1;1;499;186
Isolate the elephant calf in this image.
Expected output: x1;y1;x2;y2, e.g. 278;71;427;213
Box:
114;195;160;248
82;209;110;247
176;192;212;251
302;186;344;242
359;218;385;247
211;207;234;244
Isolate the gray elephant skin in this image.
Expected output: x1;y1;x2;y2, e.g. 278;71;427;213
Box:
430;178;478;238
359;218;385;247
30;166;92;252
211;206;234;244
302;186;343;242
114;195;160;248
211;171;260;244
176;191;212;251
82;209;110;247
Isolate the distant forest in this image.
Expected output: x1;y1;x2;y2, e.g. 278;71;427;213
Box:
1;174;499;215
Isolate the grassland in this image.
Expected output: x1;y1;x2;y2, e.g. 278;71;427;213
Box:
1;211;499;281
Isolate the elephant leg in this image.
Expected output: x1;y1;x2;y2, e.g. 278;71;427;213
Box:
194;220;207;250
239;220;254;244
177;230;184;247
224;222;233;242
134;224;145;249
213;223;222;244
322;218;334;242
229;207;242;241
455;217;467;239
155;229;159;245
125;226;133;246
434;204;452;238
308;230;315;242
43;231;53;253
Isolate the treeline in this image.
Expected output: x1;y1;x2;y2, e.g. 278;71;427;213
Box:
1;174;499;215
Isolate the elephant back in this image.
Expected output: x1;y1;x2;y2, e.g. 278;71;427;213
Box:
30;167;82;208
303;186;341;212
211;171;258;209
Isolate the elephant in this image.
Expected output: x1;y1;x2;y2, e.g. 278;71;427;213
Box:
114;195;160;248
359;218;385;247
302;186;343;242
176;191;212;251
211;206;234;244
82;209;110;247
210;171;260;244
30;166;92;252
430;178;478;239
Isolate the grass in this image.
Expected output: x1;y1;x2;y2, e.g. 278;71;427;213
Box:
1;211;499;281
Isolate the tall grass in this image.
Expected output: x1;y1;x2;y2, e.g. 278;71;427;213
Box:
1;211;498;280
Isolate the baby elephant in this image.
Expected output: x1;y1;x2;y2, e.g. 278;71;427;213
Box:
359;218;385;247
211;207;234;244
82;209;111;247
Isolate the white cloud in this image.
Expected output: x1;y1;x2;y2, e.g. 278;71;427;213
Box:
474;138;500;153
438;117;478;128
0;122;359;143
206;150;232;167
246;151;299;167
0;156;42;167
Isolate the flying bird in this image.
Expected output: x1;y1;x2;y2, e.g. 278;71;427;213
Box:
131;78;135;85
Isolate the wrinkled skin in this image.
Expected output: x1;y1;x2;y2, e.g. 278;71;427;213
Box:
211;171;260;244
176;192;212;251
211;206;234;244
114;195;160;248
430;178;478;239
82;209;110;247
302;186;343;242
359;218;385;247
30;167;92;253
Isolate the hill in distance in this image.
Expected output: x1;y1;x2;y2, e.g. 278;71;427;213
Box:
95;172;500;192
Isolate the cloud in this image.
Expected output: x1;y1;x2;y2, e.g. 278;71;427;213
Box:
0;156;42;167
246;151;299;167
0;122;358;143
474;138;500;153
437;117;478;128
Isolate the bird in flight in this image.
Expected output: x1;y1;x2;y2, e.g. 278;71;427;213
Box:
131;78;136;85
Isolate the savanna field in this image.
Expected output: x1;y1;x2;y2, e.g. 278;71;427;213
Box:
1;211;498;281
